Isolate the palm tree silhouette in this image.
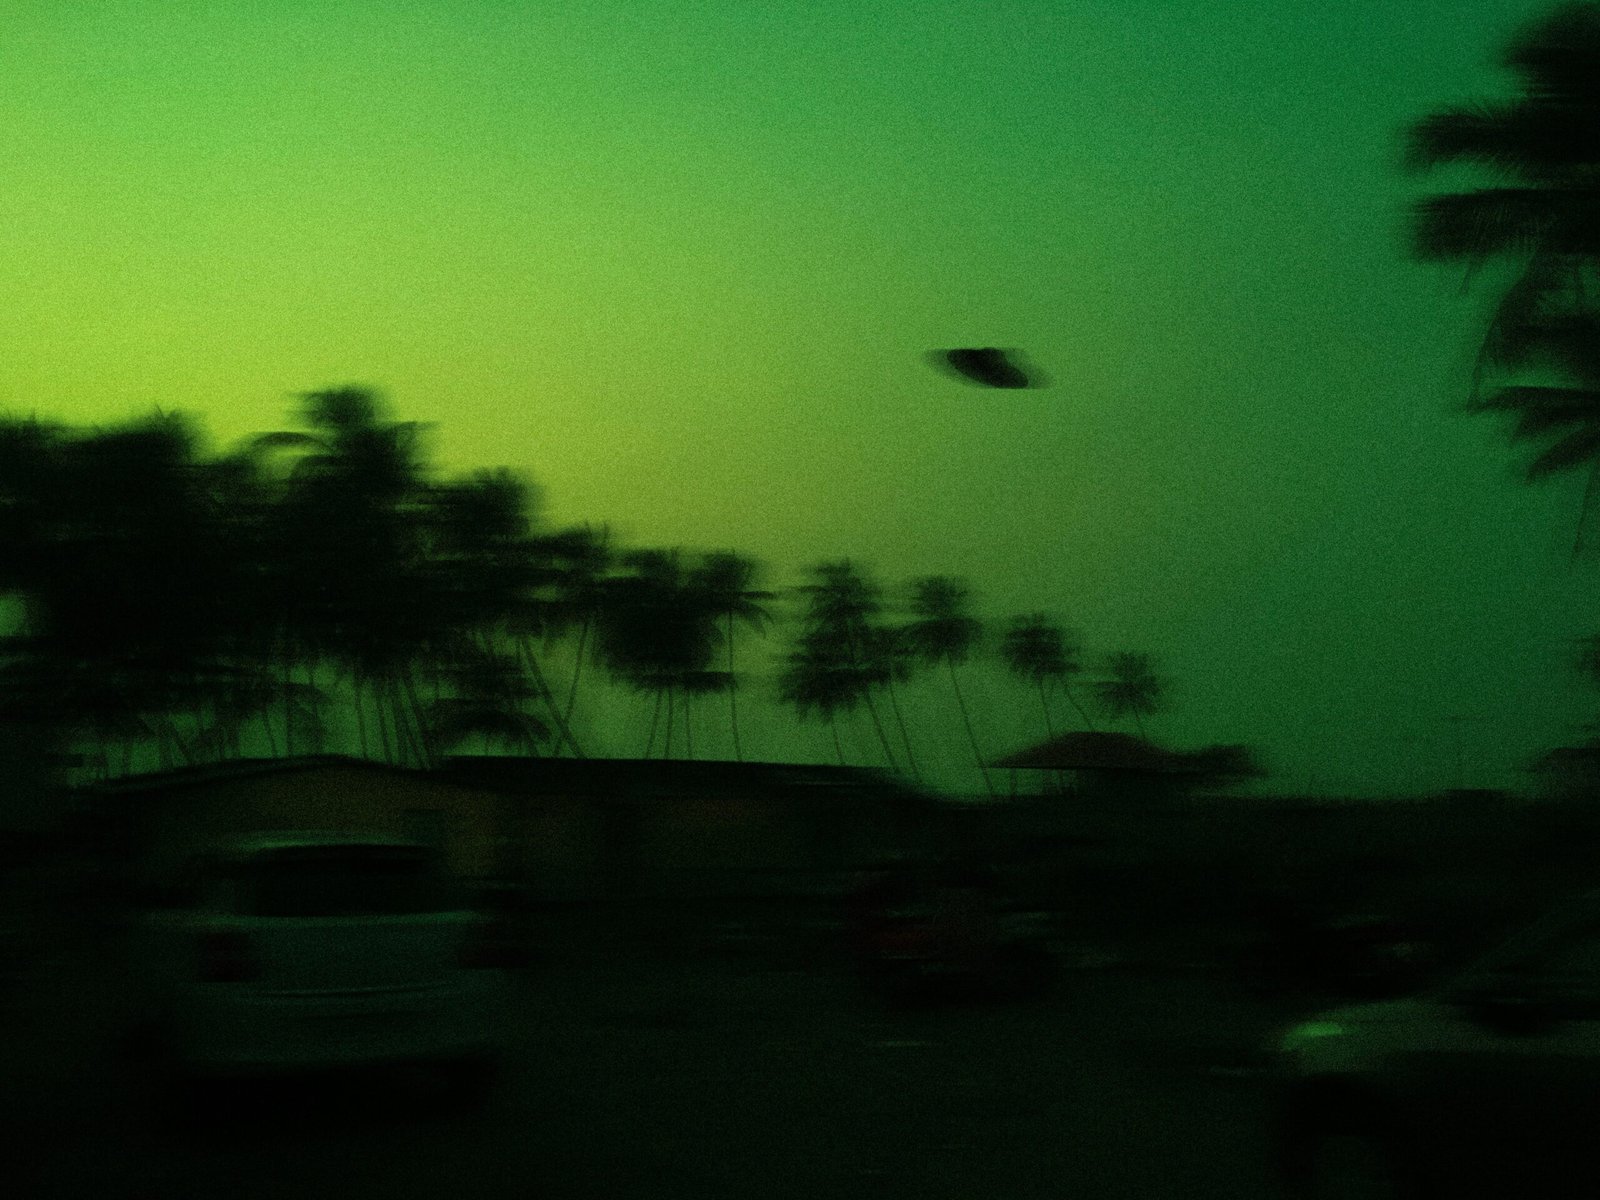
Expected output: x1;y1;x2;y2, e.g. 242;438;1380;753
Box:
596;548;719;759
775;634;864;766
1093;652;1165;739
1001;613;1094;733
903;575;993;799
869;622;923;783
790;561;902;772
1000;612;1091;795
542;523;611;754
423;641;549;756
422;467;579;759
688;551;774;762
1407;2;1600;553
252;387;439;763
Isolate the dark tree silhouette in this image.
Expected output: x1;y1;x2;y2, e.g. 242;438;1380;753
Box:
868;622;923;783
540;522;611;756
776;634;864;766
596;548;720;760
1000;613;1094;733
1093;651;1165;739
788;561;901;772
1407;2;1600;553
903;575;993;799
688;551;774;762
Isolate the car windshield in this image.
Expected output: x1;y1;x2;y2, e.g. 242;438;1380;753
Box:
239;845;463;917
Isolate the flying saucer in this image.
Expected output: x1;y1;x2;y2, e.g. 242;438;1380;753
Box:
930;347;1043;389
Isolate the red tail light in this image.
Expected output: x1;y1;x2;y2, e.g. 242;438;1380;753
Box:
198;928;257;983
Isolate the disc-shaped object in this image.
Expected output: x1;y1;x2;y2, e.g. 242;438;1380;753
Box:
932;347;1039;388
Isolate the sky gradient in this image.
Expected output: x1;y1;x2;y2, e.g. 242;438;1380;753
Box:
1;0;1594;798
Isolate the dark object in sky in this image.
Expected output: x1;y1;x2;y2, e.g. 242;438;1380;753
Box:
932;347;1041;389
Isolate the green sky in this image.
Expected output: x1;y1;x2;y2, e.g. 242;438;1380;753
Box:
1;0;1592;798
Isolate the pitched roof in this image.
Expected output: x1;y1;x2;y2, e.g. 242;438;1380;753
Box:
988;731;1199;773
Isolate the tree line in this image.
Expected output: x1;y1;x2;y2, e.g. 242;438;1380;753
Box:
0;387;1184;794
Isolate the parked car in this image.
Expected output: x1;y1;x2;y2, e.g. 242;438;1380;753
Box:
1271;887;1600;1199
120;831;514;1108
846;859;1057;1004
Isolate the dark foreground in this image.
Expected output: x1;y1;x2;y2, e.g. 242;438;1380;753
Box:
2;915;1316;1200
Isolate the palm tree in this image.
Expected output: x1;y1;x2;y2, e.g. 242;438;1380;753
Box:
423;641;549;756
674;668;734;760
1093;652;1165;739
903;575;993;799
49;413;260;765
775;634;863;766
688;551;775;762
538;523;611;755
1407;2;1600;553
271;386;440;764
595;548;719;759
868;622;923;783
1000;613;1094;733
790;562;901;772
423;468;582;758
999;613;1089;796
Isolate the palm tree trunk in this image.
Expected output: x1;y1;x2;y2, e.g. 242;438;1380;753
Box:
282;645;295;758
353;672;369;759
829;716;845;766
1060;680;1095;731
1575;457;1600;557
518;638;584;757
172;714;197;766
840;628;900;773
684;691;694;760
859;688;900;773
643;689;662;757
374;674;394;763
396;678;425;766
563;617;592;731
726;611;742;762
260;703;280;757
307;659;322;756
948;661;994;799
400;667;432;767
884;675;922;783
1133;710;1147;739
663;683;675;760
1039;679;1066;795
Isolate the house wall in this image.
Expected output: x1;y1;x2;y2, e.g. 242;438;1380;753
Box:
140;766;507;880
475;766;937;903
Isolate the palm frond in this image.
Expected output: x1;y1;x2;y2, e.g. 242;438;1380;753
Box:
1526;425;1600;478
1403;101;1591;177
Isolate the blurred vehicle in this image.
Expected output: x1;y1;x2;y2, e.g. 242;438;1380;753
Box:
120;832;514;1107
846;859;1057;1004
1234;901;1439;1001
1271;888;1600;1199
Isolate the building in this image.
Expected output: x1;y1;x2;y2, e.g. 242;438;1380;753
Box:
77;754;941;906
439;756;939;903
80;755;511;886
988;731;1214;810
